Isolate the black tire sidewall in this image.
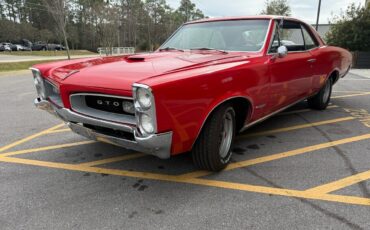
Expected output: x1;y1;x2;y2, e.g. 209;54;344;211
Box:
308;77;333;110
191;104;237;171
321;78;333;106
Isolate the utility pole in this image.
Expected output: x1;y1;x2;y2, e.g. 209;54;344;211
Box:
315;0;322;31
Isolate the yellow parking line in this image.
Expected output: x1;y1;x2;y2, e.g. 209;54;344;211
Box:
333;91;368;93
0;156;369;206
238;116;354;139
78;153;146;167
306;169;370;194
183;178;370;206
332;92;370;99
230;133;370;170
47;128;71;134
0;141;95;157
0;123;65;153
0;156;179;181
278;105;338;116
180;133;370;179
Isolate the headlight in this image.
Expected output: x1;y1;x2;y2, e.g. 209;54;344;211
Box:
31;68;46;99
139;113;154;134
133;84;157;136
136;87;152;109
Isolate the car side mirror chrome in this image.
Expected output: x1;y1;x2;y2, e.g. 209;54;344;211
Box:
277;46;288;58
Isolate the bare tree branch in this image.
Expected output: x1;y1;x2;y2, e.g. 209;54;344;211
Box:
42;0;71;59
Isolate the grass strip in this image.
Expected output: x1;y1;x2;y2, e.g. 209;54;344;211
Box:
0;50;95;56
0;60;57;72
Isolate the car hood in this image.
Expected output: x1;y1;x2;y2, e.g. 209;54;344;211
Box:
50;51;251;91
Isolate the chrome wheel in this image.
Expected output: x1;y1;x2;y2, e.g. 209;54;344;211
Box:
219;110;234;158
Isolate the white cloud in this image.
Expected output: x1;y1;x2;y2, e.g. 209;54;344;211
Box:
166;0;365;24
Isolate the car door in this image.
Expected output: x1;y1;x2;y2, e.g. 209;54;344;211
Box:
301;24;325;94
267;20;315;112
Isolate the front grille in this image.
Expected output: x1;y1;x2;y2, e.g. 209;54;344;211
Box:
69;93;136;126
85;95;131;115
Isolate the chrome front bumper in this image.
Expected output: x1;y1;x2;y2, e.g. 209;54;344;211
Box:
34;98;172;159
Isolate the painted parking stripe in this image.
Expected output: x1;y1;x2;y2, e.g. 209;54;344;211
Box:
332;92;370;99
306;169;370;194
238;116;354;139
180;133;370;179
0;123;65;153
0;156;369;206
0;156;179;181
333;91;368;93
0;141;95;157
78;153;146;167
47;128;71;134
183;178;370;206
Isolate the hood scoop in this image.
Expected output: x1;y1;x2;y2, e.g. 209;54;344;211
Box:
126;56;145;62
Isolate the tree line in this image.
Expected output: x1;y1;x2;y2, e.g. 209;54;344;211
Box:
1;0;368;53
0;0;206;51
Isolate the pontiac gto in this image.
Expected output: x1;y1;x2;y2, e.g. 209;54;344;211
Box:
32;16;352;171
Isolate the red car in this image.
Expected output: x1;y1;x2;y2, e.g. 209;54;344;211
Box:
32;16;352;171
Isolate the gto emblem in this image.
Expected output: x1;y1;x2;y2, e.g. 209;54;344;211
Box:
97;100;120;107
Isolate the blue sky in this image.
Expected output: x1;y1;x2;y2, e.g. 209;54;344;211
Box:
166;0;365;24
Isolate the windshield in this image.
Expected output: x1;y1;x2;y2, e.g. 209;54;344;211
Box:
160;19;270;52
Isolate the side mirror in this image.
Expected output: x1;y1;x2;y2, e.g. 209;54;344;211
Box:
277;46;288;58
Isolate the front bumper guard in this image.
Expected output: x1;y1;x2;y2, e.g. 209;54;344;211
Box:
34;98;172;159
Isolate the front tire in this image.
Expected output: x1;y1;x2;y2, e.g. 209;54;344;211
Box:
307;78;333;110
192;103;236;171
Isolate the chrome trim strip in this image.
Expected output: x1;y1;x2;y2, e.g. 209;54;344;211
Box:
133;83;151;90
29;67;40;73
240;97;308;132
71;93;133;101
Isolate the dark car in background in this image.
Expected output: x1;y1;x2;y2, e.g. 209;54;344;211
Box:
11;44;31;51
32;41;65;51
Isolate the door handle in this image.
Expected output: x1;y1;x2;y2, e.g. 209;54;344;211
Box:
307;58;317;63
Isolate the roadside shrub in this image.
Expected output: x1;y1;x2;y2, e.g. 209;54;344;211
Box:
326;4;370;51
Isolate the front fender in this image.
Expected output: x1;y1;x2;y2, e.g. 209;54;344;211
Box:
148;70;267;154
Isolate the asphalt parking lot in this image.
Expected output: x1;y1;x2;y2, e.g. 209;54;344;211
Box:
0;70;370;229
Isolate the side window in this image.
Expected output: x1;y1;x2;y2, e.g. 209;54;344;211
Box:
301;25;318;50
269;20;306;53
280;21;305;52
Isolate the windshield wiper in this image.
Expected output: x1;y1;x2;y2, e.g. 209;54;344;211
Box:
159;47;184;52
190;47;228;54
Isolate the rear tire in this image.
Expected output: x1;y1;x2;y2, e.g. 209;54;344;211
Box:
191;103;236;171
307;78;333;110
